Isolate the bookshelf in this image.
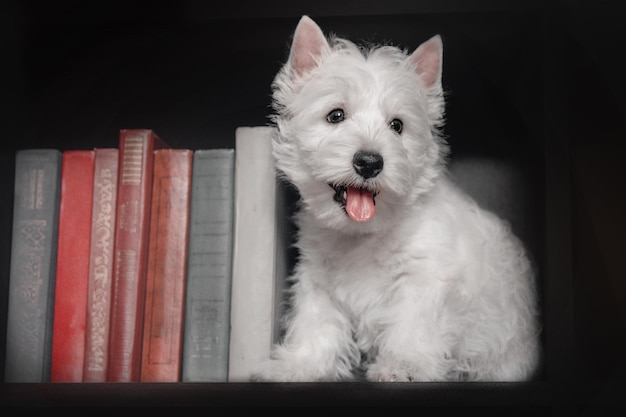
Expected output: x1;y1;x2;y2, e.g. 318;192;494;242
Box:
2;0;624;410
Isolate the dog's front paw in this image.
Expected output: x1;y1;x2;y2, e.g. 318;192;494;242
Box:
253;353;357;382
251;359;299;382
366;359;421;382
252;358;341;382
366;356;450;382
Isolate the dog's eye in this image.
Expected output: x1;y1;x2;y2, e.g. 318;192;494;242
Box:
327;109;345;124
389;118;403;134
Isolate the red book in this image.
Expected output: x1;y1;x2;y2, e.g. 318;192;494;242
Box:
107;129;168;382
83;148;119;382
51;150;95;382
140;149;192;382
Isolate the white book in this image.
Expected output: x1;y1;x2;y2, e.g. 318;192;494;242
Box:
228;126;290;381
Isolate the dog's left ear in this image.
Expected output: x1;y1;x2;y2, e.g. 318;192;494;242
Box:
288;16;330;76
410;35;443;91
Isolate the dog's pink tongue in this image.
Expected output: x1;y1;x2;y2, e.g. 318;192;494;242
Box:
346;187;376;222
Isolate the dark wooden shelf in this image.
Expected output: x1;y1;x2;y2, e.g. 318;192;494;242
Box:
0;381;552;407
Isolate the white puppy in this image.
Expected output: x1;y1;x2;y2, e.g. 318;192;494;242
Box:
254;16;540;382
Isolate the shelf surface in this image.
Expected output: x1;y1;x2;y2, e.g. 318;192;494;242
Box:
0;381;552;407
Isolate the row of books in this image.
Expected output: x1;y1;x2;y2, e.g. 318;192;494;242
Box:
4;126;290;383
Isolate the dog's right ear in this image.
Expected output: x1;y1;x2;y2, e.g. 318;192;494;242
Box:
288;16;330;76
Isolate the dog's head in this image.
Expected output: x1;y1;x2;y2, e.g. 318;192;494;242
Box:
272;16;448;234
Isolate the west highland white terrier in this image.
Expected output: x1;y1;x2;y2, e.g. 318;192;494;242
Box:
254;16;540;382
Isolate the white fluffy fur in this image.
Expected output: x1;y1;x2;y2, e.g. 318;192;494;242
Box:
254;16;540;382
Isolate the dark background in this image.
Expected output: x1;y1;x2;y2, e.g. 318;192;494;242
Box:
1;0;624;411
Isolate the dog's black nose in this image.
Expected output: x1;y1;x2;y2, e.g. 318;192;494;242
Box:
353;151;384;179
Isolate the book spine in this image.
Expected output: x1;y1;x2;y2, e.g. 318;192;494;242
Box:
5;149;62;382
182;149;235;382
83;148;119;382
51;150;95;382
140;149;192;382
228;127;279;381
107;129;168;382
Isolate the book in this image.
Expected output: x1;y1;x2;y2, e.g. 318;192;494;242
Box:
182;149;235;382
228;127;291;381
50;150;95;382
5;149;62;382
107;129;168;382
140;149;192;382
83;148;119;382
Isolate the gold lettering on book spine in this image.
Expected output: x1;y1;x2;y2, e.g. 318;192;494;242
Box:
112;249;136;367
87;167;115;372
14;165;49;358
21;169;44;210
16;219;47;360
121;136;144;185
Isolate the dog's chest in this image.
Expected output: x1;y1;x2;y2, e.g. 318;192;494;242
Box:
304;230;407;312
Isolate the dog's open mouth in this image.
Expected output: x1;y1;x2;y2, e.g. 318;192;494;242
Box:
330;183;379;222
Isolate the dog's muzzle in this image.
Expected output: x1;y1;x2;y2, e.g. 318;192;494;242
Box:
327;150;383;223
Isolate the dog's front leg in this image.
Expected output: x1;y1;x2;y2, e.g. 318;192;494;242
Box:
366;275;456;382
252;271;360;382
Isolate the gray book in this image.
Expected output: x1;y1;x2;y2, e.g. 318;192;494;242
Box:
182;149;235;382
5;149;62;382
